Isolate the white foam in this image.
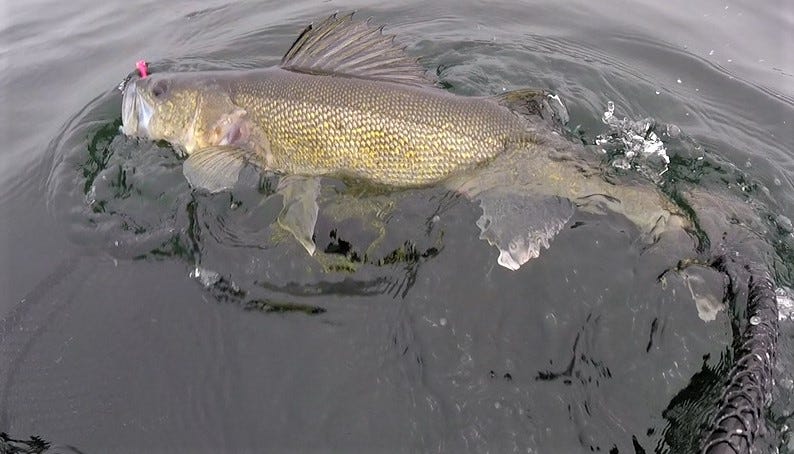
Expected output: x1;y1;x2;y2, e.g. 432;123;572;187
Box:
190;266;221;288
777;287;794;321
597;101;671;174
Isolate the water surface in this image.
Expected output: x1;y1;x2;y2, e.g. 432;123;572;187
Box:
1;0;793;452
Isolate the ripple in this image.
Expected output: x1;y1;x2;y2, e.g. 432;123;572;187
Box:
43;78;450;308
26;10;794;452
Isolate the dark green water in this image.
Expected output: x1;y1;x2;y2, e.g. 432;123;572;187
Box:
2;0;793;452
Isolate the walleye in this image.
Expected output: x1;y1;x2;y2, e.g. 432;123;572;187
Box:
120;13;686;269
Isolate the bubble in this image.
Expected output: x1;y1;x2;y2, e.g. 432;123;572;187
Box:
666;124;681;138
602;101;615;123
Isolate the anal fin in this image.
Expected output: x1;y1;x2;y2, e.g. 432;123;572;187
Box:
475;189;574;270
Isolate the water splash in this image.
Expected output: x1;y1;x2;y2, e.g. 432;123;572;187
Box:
190;266;222;289
777;286;794;321
595;101;676;181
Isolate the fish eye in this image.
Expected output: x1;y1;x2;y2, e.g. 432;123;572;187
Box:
152;80;168;98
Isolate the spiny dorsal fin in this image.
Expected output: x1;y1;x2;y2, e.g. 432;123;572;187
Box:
280;13;436;87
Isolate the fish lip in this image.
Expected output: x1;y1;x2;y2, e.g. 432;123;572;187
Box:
120;79;153;138
120;79;137;135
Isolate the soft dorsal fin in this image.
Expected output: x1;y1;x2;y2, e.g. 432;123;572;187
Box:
280;13;436;87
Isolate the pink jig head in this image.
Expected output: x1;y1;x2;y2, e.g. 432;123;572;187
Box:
136;60;149;78
118;60;148;93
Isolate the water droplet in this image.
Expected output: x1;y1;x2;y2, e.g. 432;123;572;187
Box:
439;318;447;326
749;315;761;325
777;215;793;233
676;78;682;84
655;90;660;95
709;49;715;56
191;266;221;288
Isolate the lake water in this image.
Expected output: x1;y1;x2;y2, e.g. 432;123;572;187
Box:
1;0;793;452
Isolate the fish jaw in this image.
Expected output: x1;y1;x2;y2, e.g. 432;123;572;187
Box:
121;78;154;139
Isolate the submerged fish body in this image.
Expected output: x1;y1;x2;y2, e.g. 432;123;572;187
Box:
447;138;685;269
120;13;686;269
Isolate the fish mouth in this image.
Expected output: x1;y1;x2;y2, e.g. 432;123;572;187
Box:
121;78;153;138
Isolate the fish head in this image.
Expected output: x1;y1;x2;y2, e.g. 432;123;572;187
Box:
121;72;244;154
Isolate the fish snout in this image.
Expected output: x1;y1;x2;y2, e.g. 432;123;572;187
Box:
121;78;154;138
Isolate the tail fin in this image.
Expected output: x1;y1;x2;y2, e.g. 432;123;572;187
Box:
493;88;570;130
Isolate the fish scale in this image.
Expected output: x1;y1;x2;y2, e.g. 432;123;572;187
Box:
228;68;528;186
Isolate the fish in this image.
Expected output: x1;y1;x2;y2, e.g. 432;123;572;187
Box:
120;13;687;269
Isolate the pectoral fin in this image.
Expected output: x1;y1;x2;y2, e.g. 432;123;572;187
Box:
276;175;321;256
183;146;257;193
475;190;574;270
